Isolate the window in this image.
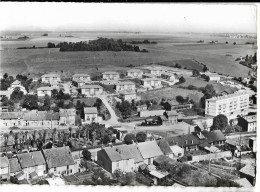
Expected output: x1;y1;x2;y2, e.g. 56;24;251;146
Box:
117;163;119;167
148;158;151;164
54;167;56;171
70;170;72;173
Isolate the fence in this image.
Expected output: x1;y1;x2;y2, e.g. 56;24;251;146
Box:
188;151;232;162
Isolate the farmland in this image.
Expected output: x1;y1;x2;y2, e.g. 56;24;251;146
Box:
0;32;256;78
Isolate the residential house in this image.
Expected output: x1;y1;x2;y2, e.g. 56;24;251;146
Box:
42;147;75;176
169;145;184;157
237;115;257;132
16;151;46;179
137;141;164;165
142;73;157;79
165;100;193;111
41;73;61;84
97;145;135;173
137;104;147;112
166;133;200;151
148;68;164;77
22;110;60;128
72;79;86;88
120;91;137;101
115;81;135;93
141;78;162;89
71;151;85;173
84;107;98;124
49;81;60;89
164;111;178;124
72;73;91;82
8;158;22;177
239;164;256;185
127;144;144;170
59;109;76;125
126;69;143;78
156;139;174;159
199;130;226;147
37;87;54;97
81;84;103;96
0;112;24;127
208;74;222;82
0;90;11;99
161;72;179;82
0;156;9;180
102;71;120;80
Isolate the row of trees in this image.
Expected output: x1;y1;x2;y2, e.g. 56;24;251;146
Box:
123;132;147;144
53;38;148;52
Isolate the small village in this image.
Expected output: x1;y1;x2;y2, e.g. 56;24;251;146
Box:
0;59;257;187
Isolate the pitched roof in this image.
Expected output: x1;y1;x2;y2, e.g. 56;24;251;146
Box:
239;164;256;178
23;111;60;121
11;80;21;85
137;141;164;159
103;145;134;162
84;107;98;114
0;156;9;168
233;178;253;187
127;144;144;163
43;147;75;168
0;112;24;119
102;71;120;75
16;151;45;168
42;73;60;78
59;109;76;117
127;69;143;73
81;84;103;89
9;158;22;173
166;133;201;147
72;73;90;78
153;155;177;166
167;111;179;116
37;87;54;91
156;139;173;155
141;78;161;81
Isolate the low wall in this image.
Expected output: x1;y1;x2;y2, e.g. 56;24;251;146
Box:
189;151;232;162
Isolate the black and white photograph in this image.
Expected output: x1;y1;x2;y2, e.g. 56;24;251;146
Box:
0;2;258;191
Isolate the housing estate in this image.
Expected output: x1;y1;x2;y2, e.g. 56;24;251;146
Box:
126;69;143;78
84;107;99;124
41;73;61;84
102;71;120;80
80;84;103;96
59;109;77;125
205;91;249;120
140;78;162;89
115;81;136;93
37;87;54;97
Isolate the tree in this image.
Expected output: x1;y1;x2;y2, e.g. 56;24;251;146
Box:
233;42;236;45
82;148;92;161
176;95;186;104
10;87;24;103
202;65;209;72
192;69;200;77
178;76;186;83
211;114;228;131
42;94;51;111
136;132;147;143
124;133;136;144
200;84;216;108
112;169;124;179
22;95;38;110
116;100;132;118
3;73;8;79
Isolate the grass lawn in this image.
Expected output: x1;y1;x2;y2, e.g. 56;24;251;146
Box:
73;97;97;106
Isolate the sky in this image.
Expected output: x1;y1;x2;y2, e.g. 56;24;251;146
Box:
0;3;257;33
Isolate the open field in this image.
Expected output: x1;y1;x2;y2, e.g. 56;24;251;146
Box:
1;32;256;78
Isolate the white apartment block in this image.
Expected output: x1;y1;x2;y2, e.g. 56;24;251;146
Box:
102;71;120;80
81;84;103;96
126;69;143;78
115;81;136;93
205;91;249;120
141;78;162;89
41;73;61;84
72;74;91;82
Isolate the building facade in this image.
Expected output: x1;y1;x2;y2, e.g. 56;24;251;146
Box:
81;85;103;96
102;71;120;80
37;87;54;97
41;74;61;84
126;69;143;78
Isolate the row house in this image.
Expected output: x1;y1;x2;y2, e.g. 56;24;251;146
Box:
42;147;76;176
237;115;257;132
72;73;91;82
81;84;103;96
16;151;46;179
126;69;143;78
41;73;61;84
37;87;54;97
140;78;162;89
115;81;136;93
59;109;76;126
8;158;22;177
102;71;120;80
0;156;9;180
0;112;24;127
22;110;60;128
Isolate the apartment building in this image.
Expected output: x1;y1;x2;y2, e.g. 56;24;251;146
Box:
140;78;162;89
41;73;61;84
115;81;135;93
102;71;120;80
126;69;143;78
72;73;91;82
81;84;103;96
205;91;249;120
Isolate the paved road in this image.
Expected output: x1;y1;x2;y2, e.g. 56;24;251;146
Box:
226;132;256;139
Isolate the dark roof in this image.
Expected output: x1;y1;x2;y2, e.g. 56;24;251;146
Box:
42;147;75;168
23;111;60;121
16;151;45;168
153;155;177;166
84;107;98;114
103;145;134;162
0;112;24;119
239;164;256;178
166;133;201;147
156;139;173;155
81;84;103;89
9;158;22;173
